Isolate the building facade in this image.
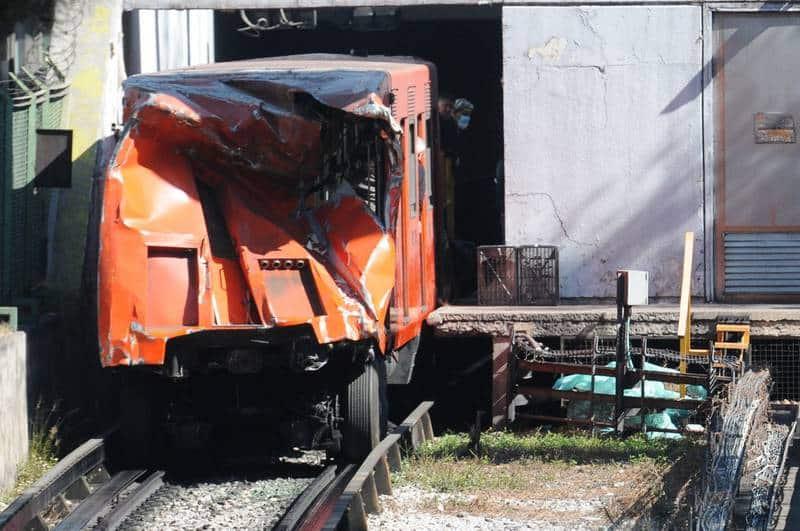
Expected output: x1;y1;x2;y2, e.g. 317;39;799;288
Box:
4;0;800;310
128;1;800;303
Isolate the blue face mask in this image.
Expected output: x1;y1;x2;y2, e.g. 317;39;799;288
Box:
457;114;471;130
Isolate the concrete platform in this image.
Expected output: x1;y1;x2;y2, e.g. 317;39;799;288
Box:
427;304;800;338
427;303;800;427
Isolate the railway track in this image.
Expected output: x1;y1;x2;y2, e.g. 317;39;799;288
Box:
0;402;435;531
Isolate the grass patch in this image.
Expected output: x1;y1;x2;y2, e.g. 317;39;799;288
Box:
392;431;700;501
0;402;61;509
395;456;532;493
415;430;695;464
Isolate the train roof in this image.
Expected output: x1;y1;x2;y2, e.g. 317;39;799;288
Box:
125;54;432;112
133;54;431;77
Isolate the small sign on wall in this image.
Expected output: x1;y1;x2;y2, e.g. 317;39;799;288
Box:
754;113;796;144
34;129;72;188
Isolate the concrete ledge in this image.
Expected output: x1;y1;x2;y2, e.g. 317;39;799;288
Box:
427;304;800;338
0;332;28;492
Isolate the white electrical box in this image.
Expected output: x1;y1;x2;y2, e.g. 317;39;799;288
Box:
618;270;649;306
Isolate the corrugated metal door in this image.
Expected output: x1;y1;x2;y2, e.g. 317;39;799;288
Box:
714;13;800;301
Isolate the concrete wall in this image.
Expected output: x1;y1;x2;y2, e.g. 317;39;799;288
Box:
0;332;27;493
51;0;124;298
503;6;705;299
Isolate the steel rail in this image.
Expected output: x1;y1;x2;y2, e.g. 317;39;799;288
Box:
323;400;435;530
94;470;165;531
54;469;146;530
0;427;166;531
275;464;356;531
0;436;108;531
275;466;338;531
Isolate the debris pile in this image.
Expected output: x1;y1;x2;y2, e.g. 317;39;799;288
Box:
695;370;770;530
744;422;790;530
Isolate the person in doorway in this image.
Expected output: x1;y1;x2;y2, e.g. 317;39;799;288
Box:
436;95;475;302
452;98;474;133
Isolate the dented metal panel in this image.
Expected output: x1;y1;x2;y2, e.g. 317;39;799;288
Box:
97;54;436;367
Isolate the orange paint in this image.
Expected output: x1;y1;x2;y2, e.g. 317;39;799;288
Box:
97;55;437;367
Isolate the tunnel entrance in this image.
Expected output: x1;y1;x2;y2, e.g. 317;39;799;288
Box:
214;6;504;302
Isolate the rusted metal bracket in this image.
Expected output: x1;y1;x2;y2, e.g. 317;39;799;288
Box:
0;437;107;530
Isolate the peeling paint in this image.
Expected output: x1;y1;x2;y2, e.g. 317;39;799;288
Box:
527;37;567;62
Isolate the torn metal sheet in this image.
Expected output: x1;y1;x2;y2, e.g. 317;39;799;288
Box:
97;54;437;367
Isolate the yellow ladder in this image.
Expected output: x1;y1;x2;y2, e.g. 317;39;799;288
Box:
713;323;749;375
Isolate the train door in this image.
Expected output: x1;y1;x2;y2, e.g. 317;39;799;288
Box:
417;102;435;314
714;13;800;301
391;79;432;348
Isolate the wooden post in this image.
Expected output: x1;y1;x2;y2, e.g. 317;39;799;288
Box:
492;332;512;428
678;232;694;398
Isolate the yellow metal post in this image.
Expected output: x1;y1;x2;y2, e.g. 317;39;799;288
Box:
677;232;694;397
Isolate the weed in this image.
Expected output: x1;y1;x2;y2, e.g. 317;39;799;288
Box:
394;457;530;493
0;401;61;509
415;430;696;464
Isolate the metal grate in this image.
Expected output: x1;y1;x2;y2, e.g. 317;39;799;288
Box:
477;245;559;305
390;88;399;118
477;245;517;305
407;85;416;116
424;82;431;116
1;78;66;302
517;245;559;305
751;341;800;400
724;232;800;294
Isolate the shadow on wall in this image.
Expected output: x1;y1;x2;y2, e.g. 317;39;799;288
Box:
514;101;704;297
25;138;115;455
662;2;796;115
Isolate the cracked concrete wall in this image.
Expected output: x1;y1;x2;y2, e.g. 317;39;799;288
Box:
0;332;28;493
502;6;704;299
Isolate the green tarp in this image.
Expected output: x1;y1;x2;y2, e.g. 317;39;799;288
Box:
554;361;707;438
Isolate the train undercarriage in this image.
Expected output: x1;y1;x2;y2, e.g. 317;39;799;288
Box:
118;336;386;464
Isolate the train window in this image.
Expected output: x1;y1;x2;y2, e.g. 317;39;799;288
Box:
419;114;432;207
426;117;433;148
408;120;418;218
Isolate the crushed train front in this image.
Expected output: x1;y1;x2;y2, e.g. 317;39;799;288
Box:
97;59;409;370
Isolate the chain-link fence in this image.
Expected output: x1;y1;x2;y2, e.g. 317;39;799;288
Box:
1;69;69;303
751;341;800;401
0;0;82;307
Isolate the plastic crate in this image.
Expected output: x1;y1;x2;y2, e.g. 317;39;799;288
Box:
477;245;559;305
477;245;517;305
517;245;559;305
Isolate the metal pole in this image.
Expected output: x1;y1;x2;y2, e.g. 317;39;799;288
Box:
615;273;628;434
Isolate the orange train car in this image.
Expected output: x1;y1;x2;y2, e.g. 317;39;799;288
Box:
92;55;439;460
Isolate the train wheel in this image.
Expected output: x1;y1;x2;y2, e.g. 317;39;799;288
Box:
343;357;386;462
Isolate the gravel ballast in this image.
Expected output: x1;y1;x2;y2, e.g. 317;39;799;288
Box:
367;485;604;530
120;476;313;530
